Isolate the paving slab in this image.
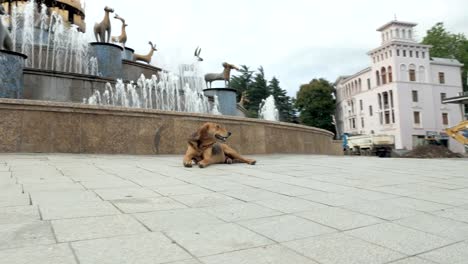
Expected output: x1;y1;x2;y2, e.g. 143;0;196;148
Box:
345;222;455;255
201;202;283;222
0;206;40;225
395;213;468;240
51;214;148;242
283;233;405;264
71;232;192;264
165;223;274;257
40;201;121;220
93;187;161;200
112;197;187;213
0;221;56;250
0;244;77;264
418;242;468;264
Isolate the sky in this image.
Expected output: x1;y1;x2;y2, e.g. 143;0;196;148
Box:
83;0;468;96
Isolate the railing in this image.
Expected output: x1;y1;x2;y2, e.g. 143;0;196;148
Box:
458;91;468;97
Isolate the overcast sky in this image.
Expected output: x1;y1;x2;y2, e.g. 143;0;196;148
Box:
83;0;468;96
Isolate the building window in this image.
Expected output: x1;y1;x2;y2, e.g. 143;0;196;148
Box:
389;50;392;57
381;67;387;84
403;50;407;57
388;66;393;83
440;93;447;102
414;111;421;125
422;51;426;58
381;54;384;61
397;49;400;56
400;64;407;81
361;118;365;128
438;72;445;84
392;110;395;123
384;111;391;124
360;100;363;111
376;71;381;86
378;94;382;109
367;78;371;90
409;50;413;57
369;105;373;116
352;118;356;129
383;92;389;108
412;90;418;102
379;112;383;124
409;65;416;81
442;113;449;125
416;51;419;58
358;79;362;91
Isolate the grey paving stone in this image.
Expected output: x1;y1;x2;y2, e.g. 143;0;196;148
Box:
134;208;224;231
72;232;192;264
432;207;468;223
200;244;319;264
30;190;101;205
419;242;468;264
297;206;383;230
151;184;213;196
94;187;161;200
283;233;405;264
378;197;451;212
201;202;283;222
0;206;40;224
40;201;121;220
0;244;77;264
395;214;468;240
342;200;420;220
165;223;274;257
0;193;30;208
255;196;328;213
52;214;148;242
170;193;237;208
221;187;286;202
345;222;455;255
112;197;187;213
22;182;85;192
166;259;202;264
300;192;369;206
389;257;439;264
80;179;140;189
0;221;56;250
339;188;399;201
238;215;335;242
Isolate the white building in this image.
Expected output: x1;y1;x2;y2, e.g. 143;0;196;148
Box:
335;20;465;153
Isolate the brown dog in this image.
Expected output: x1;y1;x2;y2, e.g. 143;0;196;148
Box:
183;122;256;168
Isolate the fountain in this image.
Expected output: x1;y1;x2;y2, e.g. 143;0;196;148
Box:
0;0;341;156
259;95;279;121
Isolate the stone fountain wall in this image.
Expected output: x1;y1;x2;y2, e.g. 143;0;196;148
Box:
0;98;342;155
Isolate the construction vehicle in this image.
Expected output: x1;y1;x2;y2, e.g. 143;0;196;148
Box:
445;120;468;149
343;134;395;157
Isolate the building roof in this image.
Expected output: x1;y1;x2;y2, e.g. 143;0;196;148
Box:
430;57;464;67
376;20;418;31
335;67;371;85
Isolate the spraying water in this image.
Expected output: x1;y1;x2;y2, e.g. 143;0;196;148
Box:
259;95;279;121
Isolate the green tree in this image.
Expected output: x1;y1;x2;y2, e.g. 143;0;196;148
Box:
295;78;336;132
230;65;254;102
244;66;270;117
422;22;468;91
268;77;295;122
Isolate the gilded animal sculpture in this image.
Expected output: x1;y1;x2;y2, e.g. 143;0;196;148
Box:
94;6;114;43
205;62;239;88
111;14;127;47
133;41;157;64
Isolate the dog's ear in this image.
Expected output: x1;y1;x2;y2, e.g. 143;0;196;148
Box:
189;123;209;142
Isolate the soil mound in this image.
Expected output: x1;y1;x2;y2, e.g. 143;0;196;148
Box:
403;145;462;159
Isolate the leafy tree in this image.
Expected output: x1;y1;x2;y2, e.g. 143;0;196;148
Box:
295;78;336;133
268;77;295;122
230;65;254;102
422;22;468;91
244;66;270;117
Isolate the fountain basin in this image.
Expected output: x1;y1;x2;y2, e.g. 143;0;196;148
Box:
0;98;342;155
122;60;162;81
203;88;237;116
89;42;123;79
0;50;27;99
122;47;135;60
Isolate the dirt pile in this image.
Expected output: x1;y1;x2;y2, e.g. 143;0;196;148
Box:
402;145;462;159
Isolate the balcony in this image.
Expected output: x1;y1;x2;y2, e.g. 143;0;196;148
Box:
442;92;468;105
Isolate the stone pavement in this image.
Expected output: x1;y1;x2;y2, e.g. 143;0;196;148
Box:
0;154;468;264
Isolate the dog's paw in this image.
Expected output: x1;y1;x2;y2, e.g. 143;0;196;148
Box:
183;161;193;168
198;163;207;168
248;160;257;165
225;158;233;164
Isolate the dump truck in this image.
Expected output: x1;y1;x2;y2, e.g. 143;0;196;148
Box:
343;134;395;157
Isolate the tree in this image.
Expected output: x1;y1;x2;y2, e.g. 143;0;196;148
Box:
268;77;295;122
295;78;336;133
244;66;270;117
230;65;254;102
422;22;468;91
